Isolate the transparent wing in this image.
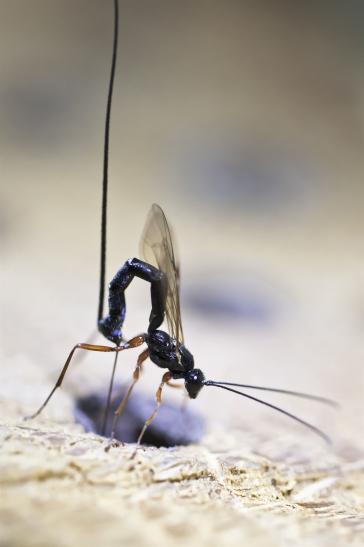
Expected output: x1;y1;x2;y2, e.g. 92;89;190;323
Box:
140;204;184;346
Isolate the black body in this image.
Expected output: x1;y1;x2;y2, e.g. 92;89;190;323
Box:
98;254;205;399
98;257;166;344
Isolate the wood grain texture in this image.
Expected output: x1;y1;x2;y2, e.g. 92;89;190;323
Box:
0;395;363;547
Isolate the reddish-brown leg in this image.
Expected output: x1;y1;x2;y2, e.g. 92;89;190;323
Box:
25;335;145;420
108;348;150;440
101;351;120;436
166;381;188;412
129;371;172;458
166;381;183;389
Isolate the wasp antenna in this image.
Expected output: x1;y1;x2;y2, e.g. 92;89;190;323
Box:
204;380;339;409
204;382;332;444
98;0;119;323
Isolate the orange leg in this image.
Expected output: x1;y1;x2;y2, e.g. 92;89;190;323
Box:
25;335;145;420
101;351;120;436
132;371;172;453
166;381;188;412
109;348;150;439
166;381;183;389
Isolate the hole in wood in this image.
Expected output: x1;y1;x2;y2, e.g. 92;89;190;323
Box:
74;385;205;448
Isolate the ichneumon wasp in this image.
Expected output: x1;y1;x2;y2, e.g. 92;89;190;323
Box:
26;0;338;447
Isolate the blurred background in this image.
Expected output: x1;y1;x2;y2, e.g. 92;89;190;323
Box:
0;1;363;449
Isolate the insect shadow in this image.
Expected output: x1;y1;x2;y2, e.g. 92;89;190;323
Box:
25;0;338;450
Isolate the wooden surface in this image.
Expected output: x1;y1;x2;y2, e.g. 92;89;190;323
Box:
0;396;363;547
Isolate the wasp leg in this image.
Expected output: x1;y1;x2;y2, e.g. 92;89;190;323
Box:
98;258;166;344
166;381;183;389
25;335;145;421
166;381;189;413
129;371;172;458
107;348;150;442
100;350;120;436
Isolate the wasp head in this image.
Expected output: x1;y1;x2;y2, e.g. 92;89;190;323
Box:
184;368;205;399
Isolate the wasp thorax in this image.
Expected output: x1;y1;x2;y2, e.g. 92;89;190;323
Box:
147;330;194;374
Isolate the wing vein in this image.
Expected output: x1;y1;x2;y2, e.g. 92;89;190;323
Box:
140;204;184;346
